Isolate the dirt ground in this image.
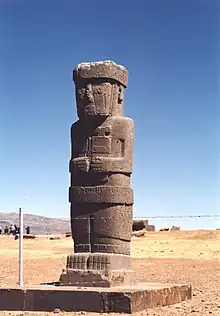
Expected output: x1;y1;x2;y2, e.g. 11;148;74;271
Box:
0;230;220;315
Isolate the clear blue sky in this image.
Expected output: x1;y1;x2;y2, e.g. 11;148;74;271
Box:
0;0;219;229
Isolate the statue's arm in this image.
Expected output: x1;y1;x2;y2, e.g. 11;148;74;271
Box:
69;122;90;173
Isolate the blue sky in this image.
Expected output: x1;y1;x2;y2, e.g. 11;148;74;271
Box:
0;0;219;229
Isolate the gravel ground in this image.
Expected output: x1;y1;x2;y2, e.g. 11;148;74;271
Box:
0;231;219;315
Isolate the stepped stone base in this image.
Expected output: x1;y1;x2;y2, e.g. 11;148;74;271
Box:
65;253;132;270
60;268;135;287
59;252;135;287
0;283;192;313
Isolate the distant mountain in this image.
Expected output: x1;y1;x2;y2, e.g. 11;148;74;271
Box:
0;212;70;235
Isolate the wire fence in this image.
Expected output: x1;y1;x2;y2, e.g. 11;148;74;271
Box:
58;214;220;220
58;214;220;230
135;214;220;219
135;214;220;230
0;213;219;232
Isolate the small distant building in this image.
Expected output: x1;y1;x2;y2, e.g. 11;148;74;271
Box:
132;219;155;232
170;226;180;231
146;224;155;231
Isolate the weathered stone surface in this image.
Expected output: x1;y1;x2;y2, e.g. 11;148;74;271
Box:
61;60;135;286
146;224;155;231
132;229;146;237
25;288;103;312
69;186;133;204
73;60;128;86
69;117;134;175
170;225;180;231
59;269;135;287
60;253;134;287
0;288;24;310
70;204;132;255
65;253;132;270
132;220;149;231
0;283;192;313
73;61;128;118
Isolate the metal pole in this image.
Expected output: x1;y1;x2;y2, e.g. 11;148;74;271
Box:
19;207;23;287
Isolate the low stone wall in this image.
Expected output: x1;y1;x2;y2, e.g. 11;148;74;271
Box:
132;220;148;231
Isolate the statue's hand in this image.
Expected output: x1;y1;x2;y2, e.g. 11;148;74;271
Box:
70;158;90;172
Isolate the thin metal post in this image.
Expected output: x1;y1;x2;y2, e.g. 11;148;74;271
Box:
19;207;23;287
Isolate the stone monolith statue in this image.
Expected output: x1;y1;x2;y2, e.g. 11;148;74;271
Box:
60;60;134;287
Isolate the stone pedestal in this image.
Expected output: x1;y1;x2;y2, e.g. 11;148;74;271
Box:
0;283;192;313
59;253;135;287
60;269;135;287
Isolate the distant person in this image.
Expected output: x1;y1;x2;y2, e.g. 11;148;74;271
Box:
13;225;19;236
26;226;30;235
4;226;9;234
11;225;17;236
9;224;15;235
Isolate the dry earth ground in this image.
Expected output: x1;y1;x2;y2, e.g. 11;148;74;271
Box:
0;230;220;315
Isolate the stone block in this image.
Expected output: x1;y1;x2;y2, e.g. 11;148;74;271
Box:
146;225;155;231
132;229;146;237
170;226;180;231
25;288;103;312
0;288;24;310
59;268;135;287
132;220;149;231
60;252;135;287
0;283;192;313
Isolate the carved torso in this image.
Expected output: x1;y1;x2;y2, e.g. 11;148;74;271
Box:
70;116;134;186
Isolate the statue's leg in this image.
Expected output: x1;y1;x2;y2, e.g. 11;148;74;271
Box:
91;204;133;255
71;203;91;253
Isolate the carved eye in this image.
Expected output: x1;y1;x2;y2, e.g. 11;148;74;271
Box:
77;88;85;100
85;85;94;102
118;86;124;104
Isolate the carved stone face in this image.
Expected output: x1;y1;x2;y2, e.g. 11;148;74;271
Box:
75;79;125;119
73;61;128;119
